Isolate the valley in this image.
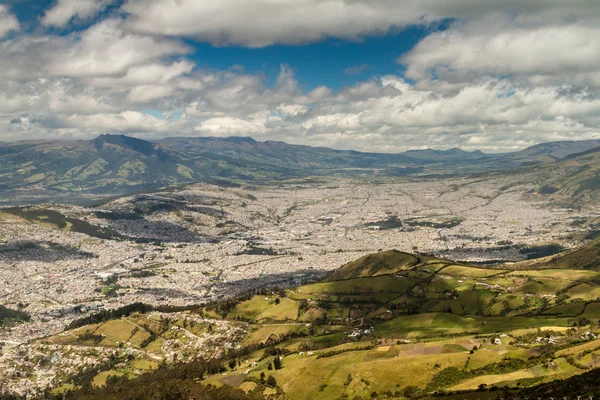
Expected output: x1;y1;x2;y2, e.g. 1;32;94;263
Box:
1;137;600;399
1;168;599;398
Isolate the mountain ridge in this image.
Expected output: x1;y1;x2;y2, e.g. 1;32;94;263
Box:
2;133;600;204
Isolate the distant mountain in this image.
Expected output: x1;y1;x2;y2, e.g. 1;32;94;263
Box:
402;147;486;162
529;145;600;208
0;134;200;197
159;136;488;171
496;139;600;166
1;134;600;204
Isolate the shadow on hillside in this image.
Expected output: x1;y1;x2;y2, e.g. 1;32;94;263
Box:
0;240;97;262
211;268;328;298
132;269;328;302
105;219;219;244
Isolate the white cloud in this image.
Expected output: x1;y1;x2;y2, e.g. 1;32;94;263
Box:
42;0;114;27
0;20;191;81
2;2;600;152
196;115;268;136
277;104;308;117
49;19;191;78
126;85;174;103
401;16;600;87
91;61;194;87
0;5;19;38
121;0;600;47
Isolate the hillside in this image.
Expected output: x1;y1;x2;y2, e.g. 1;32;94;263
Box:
518;237;600;271
0;134;200;199
30;240;600;399
529;146;600;208
2;134;600;204
499;139;600;165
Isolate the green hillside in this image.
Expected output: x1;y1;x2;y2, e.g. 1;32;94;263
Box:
0;134;200;198
37;239;600;399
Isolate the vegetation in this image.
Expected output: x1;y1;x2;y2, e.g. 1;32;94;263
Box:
41;359;266;400
0;305;30;326
29;240;600;399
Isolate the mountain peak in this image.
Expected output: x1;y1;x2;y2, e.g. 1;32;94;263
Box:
93;134;161;157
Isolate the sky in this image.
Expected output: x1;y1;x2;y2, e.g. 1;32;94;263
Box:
1;0;600;153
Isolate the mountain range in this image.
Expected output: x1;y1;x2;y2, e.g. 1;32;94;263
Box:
1;134;599;204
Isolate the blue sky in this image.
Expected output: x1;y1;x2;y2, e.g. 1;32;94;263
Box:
0;0;599;152
7;0;433;91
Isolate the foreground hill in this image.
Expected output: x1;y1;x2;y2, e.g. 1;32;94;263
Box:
27;239;600;399
2;134;600;204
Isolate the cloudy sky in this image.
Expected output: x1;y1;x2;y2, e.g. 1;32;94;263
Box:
1;0;600;152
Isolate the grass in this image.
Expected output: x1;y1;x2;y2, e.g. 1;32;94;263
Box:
51;383;76;395
542;303;585;317
243;325;307;346
449;358;578;391
449;289;495;315
583;302;600;318
294;275;416;298
129;359;158;370
510;269;600;282
258;347;486;399
94;319;138;344
324;250;420;280
34;245;600;399
298;307;327;322
377;313;480;337
513;278;572;295
255;298;299;322
556;338;600;357
440;265;506;278
92;370;124;387
226;296;277;320
567;283;600;301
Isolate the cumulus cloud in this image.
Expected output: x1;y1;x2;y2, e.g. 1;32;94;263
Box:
121;0;600;47
0;19;190;81
49;19;191;78
196;115;269;136
0;5;19;38
401;15;600;88
42;0;114;27
1;1;600;152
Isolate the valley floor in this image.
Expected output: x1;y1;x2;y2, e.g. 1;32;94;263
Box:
1;175;599;397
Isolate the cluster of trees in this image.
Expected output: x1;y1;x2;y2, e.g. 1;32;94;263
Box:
438;364;600;399
0;305;30;326
316;345;376;359
75;333;104;345
427;352;556;392
35;358;265;400
67;303;199;330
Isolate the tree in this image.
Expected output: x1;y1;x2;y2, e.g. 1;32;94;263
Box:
273;356;282;370
274;298;281;305
267;375;277;387
260;372;266;383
